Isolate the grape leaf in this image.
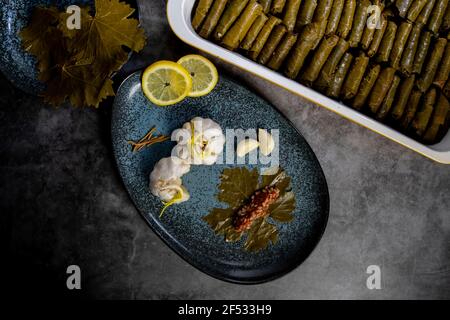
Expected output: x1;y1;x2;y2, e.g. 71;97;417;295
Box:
205;167;296;252
244;218;278;252
20;0;146;108
269;191;295;222
202;208;243;243
217;167;259;208
20;7;62;75
59;0;145;72
42;62;115;108
260;167;291;193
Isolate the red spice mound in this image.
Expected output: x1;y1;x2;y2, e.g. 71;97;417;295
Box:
233;186;280;232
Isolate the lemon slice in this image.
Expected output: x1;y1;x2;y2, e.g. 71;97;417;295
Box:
177;55;218;97
142;61;193;106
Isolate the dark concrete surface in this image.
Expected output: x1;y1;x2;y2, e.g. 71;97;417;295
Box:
0;0;449;299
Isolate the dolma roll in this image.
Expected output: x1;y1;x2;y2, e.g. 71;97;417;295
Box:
400;90;422;129
241;13;269;50
260;0;273;13
406;0;428;22
313;0;334;21
412;88;437;136
327;53;354;98
361;2;387;50
428;0;449;34
258;24;287;65
391;75;416;119
271;0;287;13
342;53;370;100
311;19;329;50
389;21;413;69
248;16;282;60
423;93;450;143
222;0;263;51
192;0;215;31
376;75;401;120
367;14;388;57
445;80;450;98
442;3;450;32
361;24;375;51
296;0;318;27
326;0;345;36
417;38;447;93
415;0;436;26
377;21;397;63
348;0;371;48
352;64;381;110
368;67;397;113
303;35;340;83
400;24;421;75
310;0;334;49
433;41;450;89
213;0;250;41
267;32;299;70
315;38;350;91
396;0;414;18
199;0;229;39
284;23;320;79
412;31;432;74
336;0;356;39
283;0;303;32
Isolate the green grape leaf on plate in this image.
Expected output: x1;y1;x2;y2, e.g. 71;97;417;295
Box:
204;167;297;252
217;167;259;208
244;218;279;252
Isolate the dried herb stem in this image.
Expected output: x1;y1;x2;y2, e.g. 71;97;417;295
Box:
127;127;169;152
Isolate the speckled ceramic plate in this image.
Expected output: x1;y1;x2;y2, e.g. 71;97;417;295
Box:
0;0;138;95
111;71;329;284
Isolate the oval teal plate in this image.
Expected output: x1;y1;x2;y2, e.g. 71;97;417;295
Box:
111;71;329;284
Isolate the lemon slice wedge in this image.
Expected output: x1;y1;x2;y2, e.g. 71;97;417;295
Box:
142;61;193;106
177;55;219;97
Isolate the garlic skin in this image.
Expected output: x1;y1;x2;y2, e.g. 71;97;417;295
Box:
258;129;275;156
149;157;191;203
150;178;190;203
171;117;225;165
237;139;260;157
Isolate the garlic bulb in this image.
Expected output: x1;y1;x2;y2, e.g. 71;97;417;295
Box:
171;117;225;165
149;157;191;203
150;178;190;203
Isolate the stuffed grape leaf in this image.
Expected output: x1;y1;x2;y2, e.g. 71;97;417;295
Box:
203;167;296;252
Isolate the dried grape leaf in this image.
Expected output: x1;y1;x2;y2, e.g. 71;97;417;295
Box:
244;218;278;252
218;167;259;208
269;191;295;222
20;0;146;108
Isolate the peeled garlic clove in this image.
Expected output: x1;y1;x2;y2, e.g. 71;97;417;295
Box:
258;129;275;156
237;139;260;157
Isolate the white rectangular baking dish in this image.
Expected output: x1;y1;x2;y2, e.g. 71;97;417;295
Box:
167;0;450;164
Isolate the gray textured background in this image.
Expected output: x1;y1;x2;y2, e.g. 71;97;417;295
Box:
0;0;449;300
